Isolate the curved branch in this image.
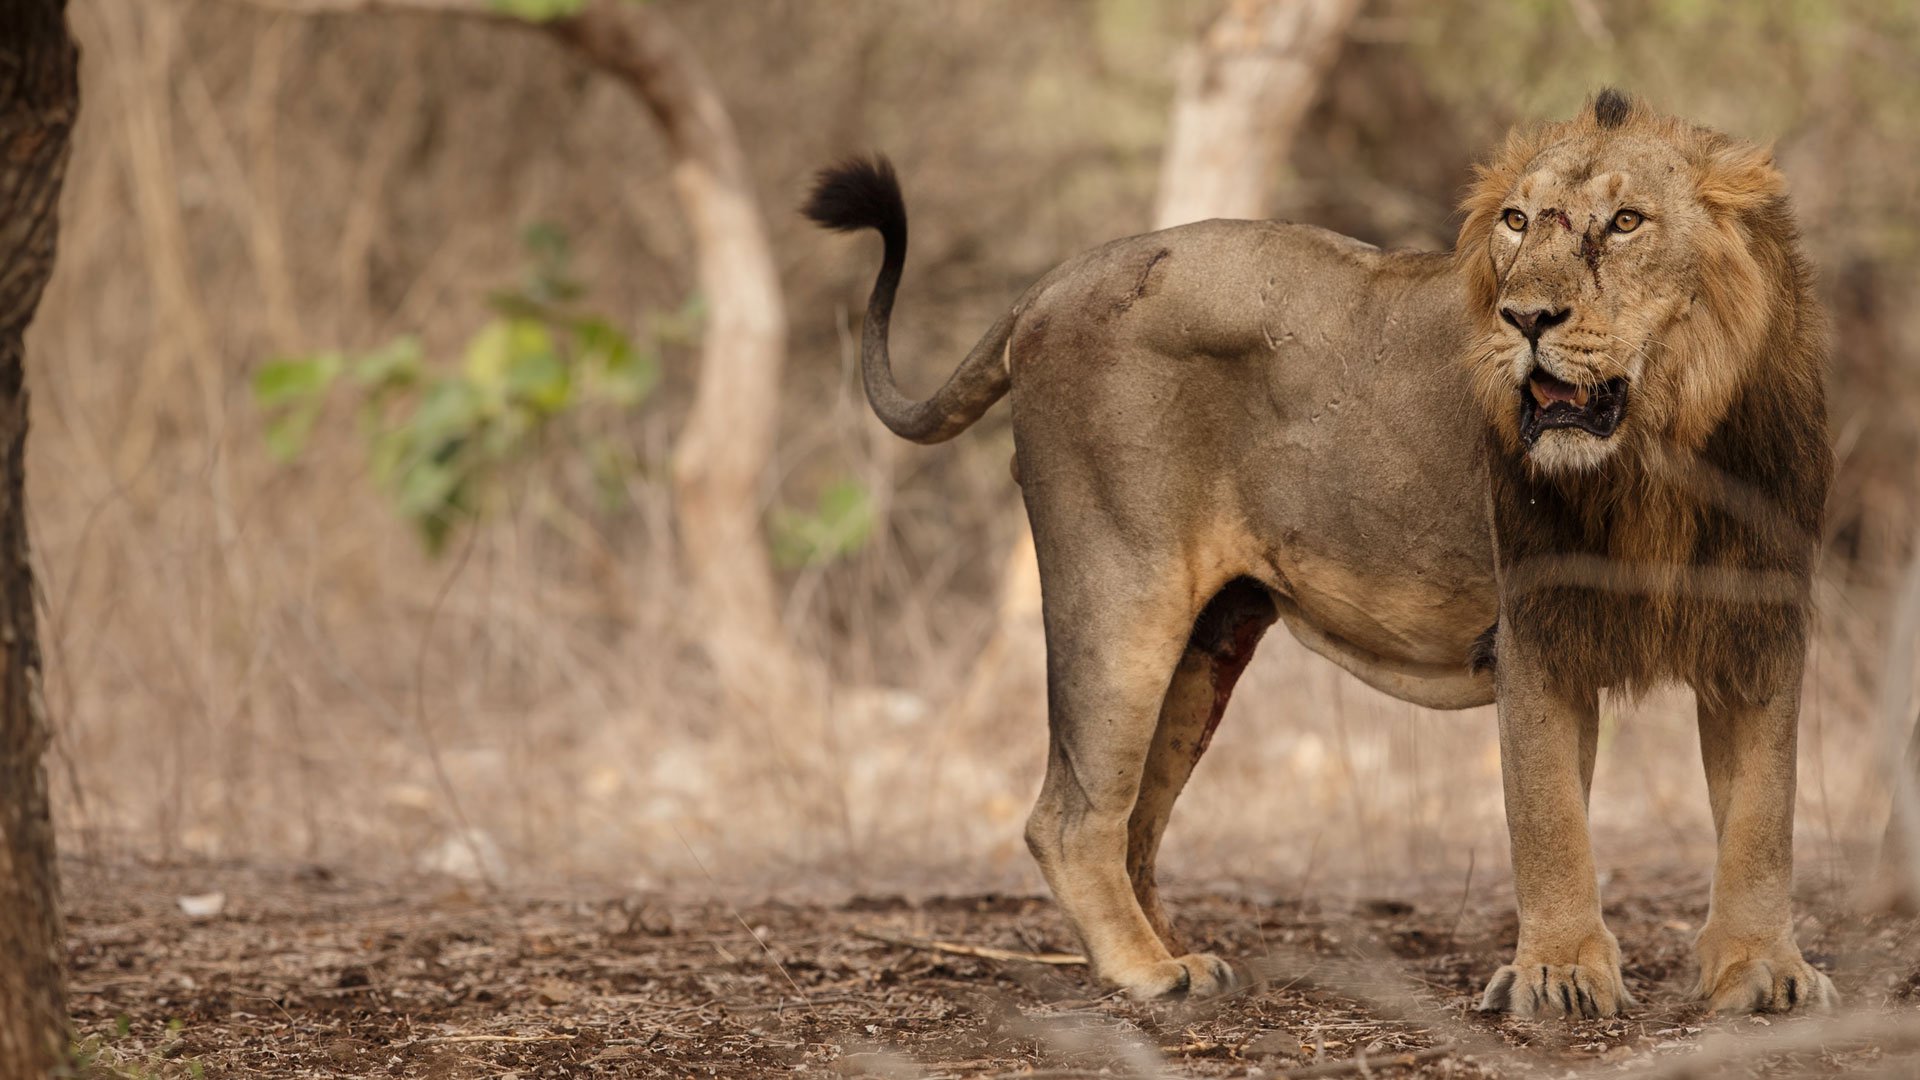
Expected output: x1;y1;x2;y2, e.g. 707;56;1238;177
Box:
248;0;796;685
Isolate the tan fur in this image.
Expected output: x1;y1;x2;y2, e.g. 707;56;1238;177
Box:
1460;92;1831;1016
813;92;1831;1013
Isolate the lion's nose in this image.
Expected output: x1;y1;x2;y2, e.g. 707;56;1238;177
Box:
1500;305;1571;346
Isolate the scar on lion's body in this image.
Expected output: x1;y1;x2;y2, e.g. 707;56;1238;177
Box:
1115;248;1171;312
1581;229;1605;289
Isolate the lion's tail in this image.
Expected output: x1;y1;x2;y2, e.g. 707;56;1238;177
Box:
804;156;1013;444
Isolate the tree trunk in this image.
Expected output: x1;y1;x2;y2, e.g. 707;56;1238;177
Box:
1153;0;1361;229
550;3;794;692
1877;711;1920;912
971;0;1358;719
0;2;78;1074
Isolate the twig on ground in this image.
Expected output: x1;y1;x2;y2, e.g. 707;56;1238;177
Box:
854;927;1087;966
729;992;870;1012
673;823;817;1014
981;1071;1113;1080
411;1033;576;1046
1276;1044;1457;1078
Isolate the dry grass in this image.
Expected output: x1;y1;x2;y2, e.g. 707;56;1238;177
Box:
30;3;1920;1075
23;1;1920;917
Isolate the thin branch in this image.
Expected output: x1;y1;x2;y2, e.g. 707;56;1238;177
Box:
1278;1045;1458;1079
854;927;1088;966
411;1033;576;1046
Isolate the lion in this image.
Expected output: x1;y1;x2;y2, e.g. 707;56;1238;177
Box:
805;88;1833;1017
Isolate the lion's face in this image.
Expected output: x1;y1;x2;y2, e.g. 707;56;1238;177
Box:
1475;135;1701;474
1457;92;1788;478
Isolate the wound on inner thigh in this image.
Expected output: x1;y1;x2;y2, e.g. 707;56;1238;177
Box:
1187;580;1278;764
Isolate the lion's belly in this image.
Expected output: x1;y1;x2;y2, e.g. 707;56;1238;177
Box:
1275;547;1494;668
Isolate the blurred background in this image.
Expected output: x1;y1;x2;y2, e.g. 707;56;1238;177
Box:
32;0;1920;902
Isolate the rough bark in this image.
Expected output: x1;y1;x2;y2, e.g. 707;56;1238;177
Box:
1152;0;1362;230
0;3;78;1075
256;0;797;691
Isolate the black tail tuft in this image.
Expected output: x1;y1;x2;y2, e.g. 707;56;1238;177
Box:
803;155;906;242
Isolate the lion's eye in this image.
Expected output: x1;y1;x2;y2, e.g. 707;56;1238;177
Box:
1610;209;1644;233
1502;209;1528;232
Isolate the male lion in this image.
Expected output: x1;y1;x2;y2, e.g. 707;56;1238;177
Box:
806;89;1832;1017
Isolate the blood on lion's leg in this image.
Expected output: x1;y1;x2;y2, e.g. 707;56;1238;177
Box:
1126;579;1276;954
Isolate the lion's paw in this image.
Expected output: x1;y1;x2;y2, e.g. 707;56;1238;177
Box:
1478;962;1629;1019
1697;949;1836;1015
1116;952;1236;1001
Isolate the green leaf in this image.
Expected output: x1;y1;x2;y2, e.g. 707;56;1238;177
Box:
462;320;514;395
264;399;325;461
771;477;875;569
251;215;693;558
463;317;558;414
410;380;482;446
507;335;571;414
816;480;873;546
485;0;587;21
395;458;462;520
576;317;658;405
252;354;342;406
352;336;423;391
364;426;407;487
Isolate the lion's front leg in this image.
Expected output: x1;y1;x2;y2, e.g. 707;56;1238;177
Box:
1479;625;1631;1018
1692;672;1836;1014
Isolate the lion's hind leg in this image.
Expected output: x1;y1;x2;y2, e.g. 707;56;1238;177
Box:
1127;578;1277;954
1023;545;1238;1000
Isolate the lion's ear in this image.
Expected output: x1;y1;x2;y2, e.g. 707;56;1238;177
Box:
1696;139;1786;219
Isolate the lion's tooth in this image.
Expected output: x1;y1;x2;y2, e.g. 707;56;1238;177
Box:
1574;385;1591;407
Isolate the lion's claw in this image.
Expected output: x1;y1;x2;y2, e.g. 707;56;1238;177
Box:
1699;954;1836;1015
1479;962;1629;1019
1118;952;1236;1001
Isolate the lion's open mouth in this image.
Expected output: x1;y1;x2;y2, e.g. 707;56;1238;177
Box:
1519;368;1628;444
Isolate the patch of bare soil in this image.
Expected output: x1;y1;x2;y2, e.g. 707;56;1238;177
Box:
62;859;1920;1078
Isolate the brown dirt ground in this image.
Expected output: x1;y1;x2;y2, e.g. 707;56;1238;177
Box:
61;858;1920;1079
